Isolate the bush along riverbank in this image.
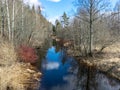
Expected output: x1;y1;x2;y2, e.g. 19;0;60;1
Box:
68;43;120;81
0;39;42;90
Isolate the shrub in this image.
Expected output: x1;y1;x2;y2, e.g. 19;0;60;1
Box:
18;45;38;64
0;38;41;89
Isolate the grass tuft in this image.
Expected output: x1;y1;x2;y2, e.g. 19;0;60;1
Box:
0;63;42;90
0;40;17;66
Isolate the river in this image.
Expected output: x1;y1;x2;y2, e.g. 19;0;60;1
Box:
39;46;120;90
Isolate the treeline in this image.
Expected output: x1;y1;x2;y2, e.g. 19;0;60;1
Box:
53;0;120;56
0;0;52;47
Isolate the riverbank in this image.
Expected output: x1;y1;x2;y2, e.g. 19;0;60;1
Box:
0;63;42;90
0;39;42;90
73;43;120;81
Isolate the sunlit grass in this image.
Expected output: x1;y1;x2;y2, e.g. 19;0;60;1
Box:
0;38;42;90
0;40;17;66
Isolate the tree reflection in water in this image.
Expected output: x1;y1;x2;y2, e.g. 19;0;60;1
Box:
39;46;120;90
76;63;120;90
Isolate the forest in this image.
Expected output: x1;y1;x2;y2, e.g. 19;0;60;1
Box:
0;0;52;46
0;0;120;90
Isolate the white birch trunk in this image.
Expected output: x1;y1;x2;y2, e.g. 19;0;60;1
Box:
12;0;15;41
6;0;11;40
1;1;3;37
22;0;24;31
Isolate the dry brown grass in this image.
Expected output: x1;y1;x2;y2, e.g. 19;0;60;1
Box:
77;42;120;80
0;40;17;66
103;42;120;53
0;63;42;90
0;38;42;90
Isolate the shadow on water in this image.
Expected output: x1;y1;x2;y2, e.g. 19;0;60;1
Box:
39;46;120;90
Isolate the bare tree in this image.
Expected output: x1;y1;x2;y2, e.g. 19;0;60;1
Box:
76;0;110;55
0;0;52;47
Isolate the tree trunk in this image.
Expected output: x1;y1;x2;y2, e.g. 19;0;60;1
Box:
12;0;15;41
89;0;93;56
1;2;4;37
22;0;24;31
6;0;11;40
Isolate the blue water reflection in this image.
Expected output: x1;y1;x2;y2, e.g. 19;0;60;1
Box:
39;46;120;90
40;46;77;90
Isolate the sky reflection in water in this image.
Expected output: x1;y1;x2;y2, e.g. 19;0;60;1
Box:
40;46;76;90
39;46;120;90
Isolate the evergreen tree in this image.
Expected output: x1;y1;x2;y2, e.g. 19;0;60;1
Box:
61;12;69;28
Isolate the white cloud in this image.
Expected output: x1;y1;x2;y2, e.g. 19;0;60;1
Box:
23;0;43;10
42;62;60;70
48;16;60;24
47;0;61;2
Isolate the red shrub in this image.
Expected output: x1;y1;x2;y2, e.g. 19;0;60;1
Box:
18;45;38;63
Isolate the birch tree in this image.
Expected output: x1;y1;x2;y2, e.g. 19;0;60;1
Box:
6;0;11;40
0;0;52;47
0;0;5;37
21;0;24;32
12;0;15;41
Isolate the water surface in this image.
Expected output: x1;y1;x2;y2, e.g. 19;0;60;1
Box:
39;46;120;90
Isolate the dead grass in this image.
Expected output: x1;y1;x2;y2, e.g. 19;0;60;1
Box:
0;38;42;90
0;63;42;90
0;40;17;66
103;42;120;53
77;42;120;80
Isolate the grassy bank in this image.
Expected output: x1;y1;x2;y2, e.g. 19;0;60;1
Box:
0;39;42;90
74;43;120;81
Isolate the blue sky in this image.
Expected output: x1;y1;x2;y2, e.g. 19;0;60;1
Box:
24;0;119;24
40;0;118;24
40;0;75;23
